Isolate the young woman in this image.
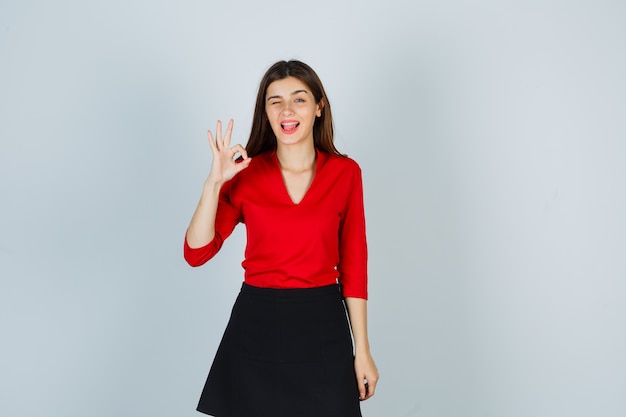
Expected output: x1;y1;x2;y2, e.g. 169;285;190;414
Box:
184;60;379;417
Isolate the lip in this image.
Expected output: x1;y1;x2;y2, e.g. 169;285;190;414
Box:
280;119;300;135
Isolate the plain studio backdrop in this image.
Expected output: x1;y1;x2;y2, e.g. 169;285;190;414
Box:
1;1;625;416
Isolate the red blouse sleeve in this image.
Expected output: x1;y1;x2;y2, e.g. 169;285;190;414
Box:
337;162;368;299
183;180;242;267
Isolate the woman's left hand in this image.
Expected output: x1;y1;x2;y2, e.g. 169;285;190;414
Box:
354;350;379;401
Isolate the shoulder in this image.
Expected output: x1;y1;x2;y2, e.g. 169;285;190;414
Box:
321;151;362;176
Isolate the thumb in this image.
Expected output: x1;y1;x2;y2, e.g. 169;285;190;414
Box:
357;377;367;400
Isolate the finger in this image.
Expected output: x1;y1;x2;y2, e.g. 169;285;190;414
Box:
230;144;248;159
230;144;251;172
207;130;218;153
357;377;366;400
364;375;378;400
235;157;252;173
223;119;234;148
215;120;223;150
365;378;376;399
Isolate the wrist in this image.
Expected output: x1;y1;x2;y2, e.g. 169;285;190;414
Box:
354;342;371;355
203;176;224;193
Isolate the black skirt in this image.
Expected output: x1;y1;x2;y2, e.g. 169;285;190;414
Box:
197;283;362;417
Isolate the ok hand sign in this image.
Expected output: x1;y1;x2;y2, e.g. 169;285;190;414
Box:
207;119;251;185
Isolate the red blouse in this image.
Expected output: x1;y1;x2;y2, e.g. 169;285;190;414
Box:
184;150;368;299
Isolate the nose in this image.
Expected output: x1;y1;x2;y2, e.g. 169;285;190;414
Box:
281;102;294;116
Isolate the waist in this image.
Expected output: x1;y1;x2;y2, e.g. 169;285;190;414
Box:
240;282;342;298
243;270;339;291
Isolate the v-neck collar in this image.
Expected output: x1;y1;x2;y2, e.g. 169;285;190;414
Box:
271;149;326;206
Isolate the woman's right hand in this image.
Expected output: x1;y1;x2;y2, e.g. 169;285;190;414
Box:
206;119;251;186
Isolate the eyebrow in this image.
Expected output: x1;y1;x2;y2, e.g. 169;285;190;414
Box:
266;89;310;101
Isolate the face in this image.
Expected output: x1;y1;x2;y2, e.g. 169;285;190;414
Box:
265;76;322;148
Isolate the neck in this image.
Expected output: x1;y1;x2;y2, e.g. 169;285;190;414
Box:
276;144;316;172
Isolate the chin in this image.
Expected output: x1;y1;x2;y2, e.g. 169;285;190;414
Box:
277;136;302;146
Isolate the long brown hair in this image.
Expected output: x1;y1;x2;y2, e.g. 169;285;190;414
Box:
246;60;342;157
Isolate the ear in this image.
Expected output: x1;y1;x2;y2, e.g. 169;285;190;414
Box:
316;98;324;117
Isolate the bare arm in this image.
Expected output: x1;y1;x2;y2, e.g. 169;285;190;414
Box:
345;297;379;401
186;119;251;248
185;178;223;248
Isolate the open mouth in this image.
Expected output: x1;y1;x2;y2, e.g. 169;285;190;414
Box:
280;121;300;134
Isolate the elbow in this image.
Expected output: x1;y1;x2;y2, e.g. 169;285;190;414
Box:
184;255;207;267
183;230;228;268
183;246;217;267
183;238;220;267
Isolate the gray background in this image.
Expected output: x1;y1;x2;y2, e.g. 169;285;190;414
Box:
1;1;625;416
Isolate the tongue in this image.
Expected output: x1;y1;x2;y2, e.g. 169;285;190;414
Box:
283;123;298;133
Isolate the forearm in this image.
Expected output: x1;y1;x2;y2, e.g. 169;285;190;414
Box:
185;178;223;248
345;296;379;400
344;297;371;353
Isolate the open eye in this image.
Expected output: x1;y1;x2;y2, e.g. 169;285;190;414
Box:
294;98;305;103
